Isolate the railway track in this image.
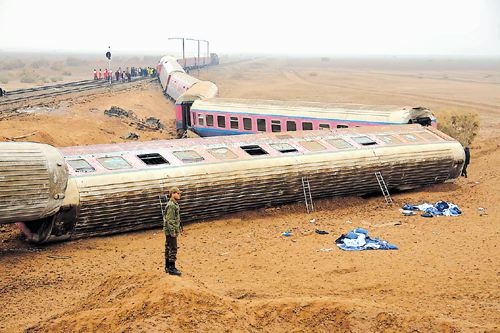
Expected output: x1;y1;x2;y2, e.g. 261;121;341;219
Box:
0;77;155;109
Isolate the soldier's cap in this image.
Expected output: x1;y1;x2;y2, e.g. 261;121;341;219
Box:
169;187;181;195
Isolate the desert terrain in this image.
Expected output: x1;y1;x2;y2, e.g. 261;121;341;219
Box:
0;55;499;332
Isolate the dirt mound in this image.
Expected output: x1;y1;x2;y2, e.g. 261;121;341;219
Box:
27;273;460;333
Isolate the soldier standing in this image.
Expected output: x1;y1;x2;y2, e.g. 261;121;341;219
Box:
163;187;182;276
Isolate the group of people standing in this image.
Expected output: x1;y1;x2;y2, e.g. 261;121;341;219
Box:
92;66;157;82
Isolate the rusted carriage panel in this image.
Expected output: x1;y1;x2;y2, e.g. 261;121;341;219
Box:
0;143;68;224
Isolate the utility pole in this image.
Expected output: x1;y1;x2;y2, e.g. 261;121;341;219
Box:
199;39;209;63
168;37;185;68
186;38;201;68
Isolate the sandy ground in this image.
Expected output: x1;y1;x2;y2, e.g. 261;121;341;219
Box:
0;56;499;332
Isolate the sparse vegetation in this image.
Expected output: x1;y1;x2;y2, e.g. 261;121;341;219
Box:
436;110;480;147
20;75;36;83
50;76;62;82
31;59;50;69
66;57;87;67
0;75;8;84
309;72;318;77
1;59;25;70
50;61;64;71
62;71;72;76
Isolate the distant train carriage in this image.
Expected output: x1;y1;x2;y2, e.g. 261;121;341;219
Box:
0;125;464;243
178;98;436;137
157;56;218;104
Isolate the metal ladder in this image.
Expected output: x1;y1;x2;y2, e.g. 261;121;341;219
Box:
374;172;393;205
301;176;314;213
158;194;169;216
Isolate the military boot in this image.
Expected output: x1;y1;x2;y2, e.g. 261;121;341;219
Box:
164;260;170;274
168;262;182;276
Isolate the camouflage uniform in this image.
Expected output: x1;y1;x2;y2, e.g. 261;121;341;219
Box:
163;198;181;265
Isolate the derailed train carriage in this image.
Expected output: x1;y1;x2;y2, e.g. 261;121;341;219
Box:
0;124;464;243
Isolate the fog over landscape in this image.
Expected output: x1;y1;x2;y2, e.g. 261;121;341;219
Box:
0;0;499;56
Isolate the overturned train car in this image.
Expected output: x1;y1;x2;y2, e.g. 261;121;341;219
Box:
0;125;464;243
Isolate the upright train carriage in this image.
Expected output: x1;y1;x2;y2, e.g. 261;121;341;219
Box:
0;125;464;243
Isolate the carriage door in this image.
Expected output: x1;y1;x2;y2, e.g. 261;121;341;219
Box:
181;102;193;130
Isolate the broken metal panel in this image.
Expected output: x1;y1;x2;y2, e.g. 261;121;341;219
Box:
0;142;68;224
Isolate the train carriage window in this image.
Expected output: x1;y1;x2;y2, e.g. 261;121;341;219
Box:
352;136;377;146
243;117;252;130
326;138;353;149
378;135;402;144
230;117;239;129
302;122;313;130
271;120;281;132
208;147;238;160
198;114;204;126
192;112;197;125
414;131;437;141
257;118;266;132
270;143;298;153
402;134;419;142
217;115;226;128
173;150;205;163
319;123;330;130
137;153;170;165
286;121;296;131
206;114;214;127
97;156;132;170
337;124;349;129
67;159;95;173
240;145;269;156
299;140;326;151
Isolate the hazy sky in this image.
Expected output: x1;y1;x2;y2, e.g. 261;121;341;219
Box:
0;0;499;56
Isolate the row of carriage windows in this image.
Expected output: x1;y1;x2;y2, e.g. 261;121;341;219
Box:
67;133;427;173
194;113;348;132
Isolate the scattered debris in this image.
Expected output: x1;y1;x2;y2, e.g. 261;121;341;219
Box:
478;207;487;216
121;132;139;140
309;219;316;224
104;106;132;118
47;255;72;260
319;248;334;252
104;106;165;132
372;221;403;227
143;117;164;130
335;228;398;251
4;131;38;141
282;231;292;237
315;229;329;235
402;201;461;217
401;210;416;216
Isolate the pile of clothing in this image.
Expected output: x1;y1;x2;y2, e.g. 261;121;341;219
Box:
335;228;398;251
402;201;461;217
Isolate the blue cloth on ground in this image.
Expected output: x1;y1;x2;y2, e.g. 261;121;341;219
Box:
335;229;398;251
402;201;461;217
